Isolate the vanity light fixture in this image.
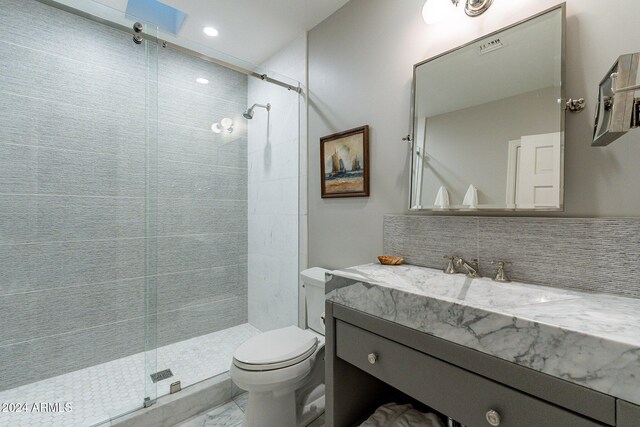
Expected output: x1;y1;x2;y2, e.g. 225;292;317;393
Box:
422;0;493;24
203;26;219;37
422;0;455;24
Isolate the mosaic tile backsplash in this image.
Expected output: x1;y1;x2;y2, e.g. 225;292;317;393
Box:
384;215;640;299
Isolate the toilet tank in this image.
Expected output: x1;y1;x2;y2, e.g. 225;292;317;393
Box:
301;267;329;335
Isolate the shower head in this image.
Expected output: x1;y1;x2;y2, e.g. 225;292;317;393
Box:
243;103;271;120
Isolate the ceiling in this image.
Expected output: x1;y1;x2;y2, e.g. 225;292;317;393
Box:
89;0;349;64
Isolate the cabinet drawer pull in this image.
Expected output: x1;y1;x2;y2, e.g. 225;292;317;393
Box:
485;409;501;426
367;353;378;364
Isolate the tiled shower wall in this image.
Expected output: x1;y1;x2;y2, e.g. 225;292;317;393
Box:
384;215;640;299
0;0;248;391
247;35;305;332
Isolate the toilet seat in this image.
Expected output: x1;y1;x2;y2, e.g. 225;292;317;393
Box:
233;326;319;371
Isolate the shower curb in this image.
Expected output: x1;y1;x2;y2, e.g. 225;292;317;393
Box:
98;373;241;427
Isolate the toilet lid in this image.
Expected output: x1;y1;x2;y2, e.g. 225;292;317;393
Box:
233;326;318;370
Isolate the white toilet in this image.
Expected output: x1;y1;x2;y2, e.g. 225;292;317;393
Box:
230;267;328;427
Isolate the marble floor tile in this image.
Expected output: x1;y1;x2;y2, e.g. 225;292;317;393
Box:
232;392;248;413
177;401;244;427
179;392;326;427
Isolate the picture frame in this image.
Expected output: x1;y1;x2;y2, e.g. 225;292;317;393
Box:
320;125;370;198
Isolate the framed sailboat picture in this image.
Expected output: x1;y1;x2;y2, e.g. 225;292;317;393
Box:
320;125;369;198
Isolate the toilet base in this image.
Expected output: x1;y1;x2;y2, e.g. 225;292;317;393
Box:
245;390;295;427
297;392;325;427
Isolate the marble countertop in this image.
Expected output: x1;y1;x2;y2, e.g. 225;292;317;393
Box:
326;263;640;405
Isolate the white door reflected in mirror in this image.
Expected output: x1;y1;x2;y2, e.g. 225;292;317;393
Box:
516;133;561;209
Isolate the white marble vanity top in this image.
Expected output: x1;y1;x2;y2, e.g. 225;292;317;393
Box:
327;263;640;405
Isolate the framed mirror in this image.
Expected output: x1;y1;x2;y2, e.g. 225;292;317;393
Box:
409;5;565;211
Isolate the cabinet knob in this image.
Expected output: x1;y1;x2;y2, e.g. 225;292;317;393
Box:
367;353;378;364
485;409;501;426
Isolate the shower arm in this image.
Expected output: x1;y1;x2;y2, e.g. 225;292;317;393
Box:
251;103;271;111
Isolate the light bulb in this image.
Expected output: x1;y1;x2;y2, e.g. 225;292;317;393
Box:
203;26;219;37
211;123;222;133
422;0;455;25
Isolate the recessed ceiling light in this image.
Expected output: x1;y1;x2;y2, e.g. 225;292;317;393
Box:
203;26;219;37
196;78;209;84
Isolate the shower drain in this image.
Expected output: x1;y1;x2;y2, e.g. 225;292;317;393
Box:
150;369;174;383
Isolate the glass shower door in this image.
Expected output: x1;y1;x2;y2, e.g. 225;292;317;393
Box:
0;0;158;425
150;35;303;400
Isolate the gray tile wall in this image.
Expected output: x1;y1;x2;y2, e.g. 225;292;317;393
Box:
0;0;248;391
384;215;640;299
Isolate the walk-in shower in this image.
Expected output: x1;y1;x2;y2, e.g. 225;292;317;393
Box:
0;0;302;425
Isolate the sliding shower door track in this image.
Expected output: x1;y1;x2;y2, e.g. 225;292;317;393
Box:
35;0;302;93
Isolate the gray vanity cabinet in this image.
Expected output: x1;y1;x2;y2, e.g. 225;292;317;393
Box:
326;302;639;427
618;400;640;426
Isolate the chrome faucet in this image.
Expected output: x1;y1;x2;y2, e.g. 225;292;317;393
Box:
453;257;480;278
491;261;511;283
443;256;457;274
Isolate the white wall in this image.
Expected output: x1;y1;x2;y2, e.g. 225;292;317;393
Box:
308;0;640;270
247;34;307;332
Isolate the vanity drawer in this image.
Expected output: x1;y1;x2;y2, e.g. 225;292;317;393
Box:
336;320;606;427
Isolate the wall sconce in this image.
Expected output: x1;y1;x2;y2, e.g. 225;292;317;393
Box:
422;0;493;24
211;117;234;134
